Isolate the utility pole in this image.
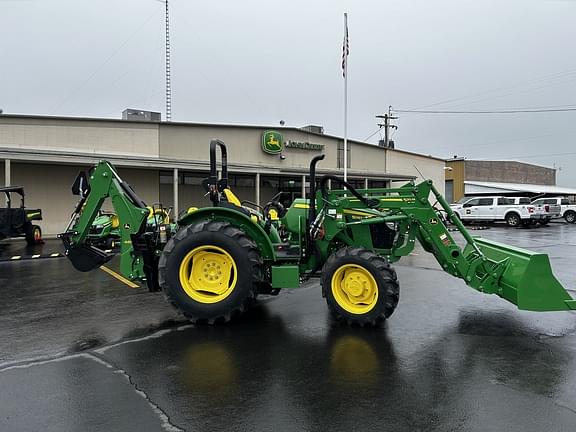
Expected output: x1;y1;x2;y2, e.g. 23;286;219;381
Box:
376;106;398;148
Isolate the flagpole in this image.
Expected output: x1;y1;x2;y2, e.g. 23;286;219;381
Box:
343;13;348;182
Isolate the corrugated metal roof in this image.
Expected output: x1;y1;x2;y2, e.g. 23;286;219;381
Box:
465;181;576;195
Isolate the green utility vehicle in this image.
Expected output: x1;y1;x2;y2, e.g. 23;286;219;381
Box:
0;186;43;245
60;140;576;325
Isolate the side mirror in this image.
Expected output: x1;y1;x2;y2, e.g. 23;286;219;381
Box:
72;171;90;198
463;202;472;208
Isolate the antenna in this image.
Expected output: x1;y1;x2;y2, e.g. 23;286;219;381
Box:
163;0;172;121
413;164;425;179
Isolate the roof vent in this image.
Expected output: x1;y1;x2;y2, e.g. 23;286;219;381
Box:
122;109;161;122
301;125;324;134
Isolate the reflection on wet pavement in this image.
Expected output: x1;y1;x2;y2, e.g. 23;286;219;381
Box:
1;225;576;431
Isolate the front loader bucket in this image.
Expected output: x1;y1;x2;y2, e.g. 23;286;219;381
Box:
65;244;113;272
464;238;576;312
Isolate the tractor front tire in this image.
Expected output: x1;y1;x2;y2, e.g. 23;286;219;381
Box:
158;220;263;324
322;247;399;326
25;224;42;246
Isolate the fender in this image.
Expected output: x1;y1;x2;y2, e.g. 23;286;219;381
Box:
178;207;276;260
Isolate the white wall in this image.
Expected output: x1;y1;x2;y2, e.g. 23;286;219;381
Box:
0;117;159;158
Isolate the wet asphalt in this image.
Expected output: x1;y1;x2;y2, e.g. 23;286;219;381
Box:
1;223;576;432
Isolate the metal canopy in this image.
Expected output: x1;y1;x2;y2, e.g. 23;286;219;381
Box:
465;181;576;196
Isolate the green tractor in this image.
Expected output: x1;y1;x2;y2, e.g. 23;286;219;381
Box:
60;139;576;325
86;206;175;250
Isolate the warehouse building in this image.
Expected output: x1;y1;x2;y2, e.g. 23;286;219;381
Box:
444;158;576;202
0;114;446;235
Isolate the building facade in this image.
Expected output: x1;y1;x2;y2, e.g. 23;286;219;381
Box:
445;158;557;202
0;115;445;235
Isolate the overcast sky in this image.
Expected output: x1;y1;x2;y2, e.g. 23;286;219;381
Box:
1;0;576;185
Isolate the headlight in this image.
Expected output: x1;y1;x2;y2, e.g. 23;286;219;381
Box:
95;224;104;229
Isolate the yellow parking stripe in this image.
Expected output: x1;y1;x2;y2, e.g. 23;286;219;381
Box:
100;265;140;288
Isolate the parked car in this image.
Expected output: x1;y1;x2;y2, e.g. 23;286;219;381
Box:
450;196;544;227
531;197;576;224
0;186;43;245
509;197;560;226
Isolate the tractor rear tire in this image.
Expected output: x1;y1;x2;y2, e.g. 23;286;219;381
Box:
322;247;399;327
25;224;42;246
158;220;263;324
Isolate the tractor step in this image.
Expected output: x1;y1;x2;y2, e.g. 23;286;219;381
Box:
274;244;301;259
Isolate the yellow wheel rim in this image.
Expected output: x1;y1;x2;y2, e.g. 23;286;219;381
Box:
179;245;237;304
331;264;378;314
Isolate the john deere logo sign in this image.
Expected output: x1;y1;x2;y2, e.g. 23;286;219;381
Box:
262;131;283;154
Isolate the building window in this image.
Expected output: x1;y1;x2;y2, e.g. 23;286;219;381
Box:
229;174;255;188
160;171;175;184
369;180;389;189
346;178;364;190
337;141;351;169
183;172;206;185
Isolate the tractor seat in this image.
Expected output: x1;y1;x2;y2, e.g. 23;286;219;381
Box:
220;188;261;222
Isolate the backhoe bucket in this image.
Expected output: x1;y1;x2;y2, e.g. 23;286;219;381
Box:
465;238;576;312
65;244;113;272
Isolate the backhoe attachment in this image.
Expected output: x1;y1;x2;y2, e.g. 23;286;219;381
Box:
60;161;161;289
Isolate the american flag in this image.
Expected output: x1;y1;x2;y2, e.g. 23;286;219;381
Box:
342;13;349;78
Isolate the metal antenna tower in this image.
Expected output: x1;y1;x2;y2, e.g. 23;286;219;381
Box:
164;0;172;121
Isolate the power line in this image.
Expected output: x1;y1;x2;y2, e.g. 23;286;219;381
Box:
50;11;157;115
410;67;576;111
393;107;576;114
362;126;383;142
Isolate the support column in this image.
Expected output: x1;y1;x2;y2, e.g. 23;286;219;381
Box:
255;173;260;206
301;175;306;199
4;159;11;187
173;168;179;218
364;178;369;190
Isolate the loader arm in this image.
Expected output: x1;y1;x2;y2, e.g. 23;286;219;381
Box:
317;178;576;312
60;161;155;286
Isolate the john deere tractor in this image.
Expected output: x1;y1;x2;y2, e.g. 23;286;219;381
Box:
60;139;576;325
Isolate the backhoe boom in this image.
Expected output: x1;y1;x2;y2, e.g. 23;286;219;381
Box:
61;161;154;284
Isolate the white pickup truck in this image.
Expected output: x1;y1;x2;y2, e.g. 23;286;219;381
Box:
531;197;576;223
450;196;546;227
509;197;560;226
